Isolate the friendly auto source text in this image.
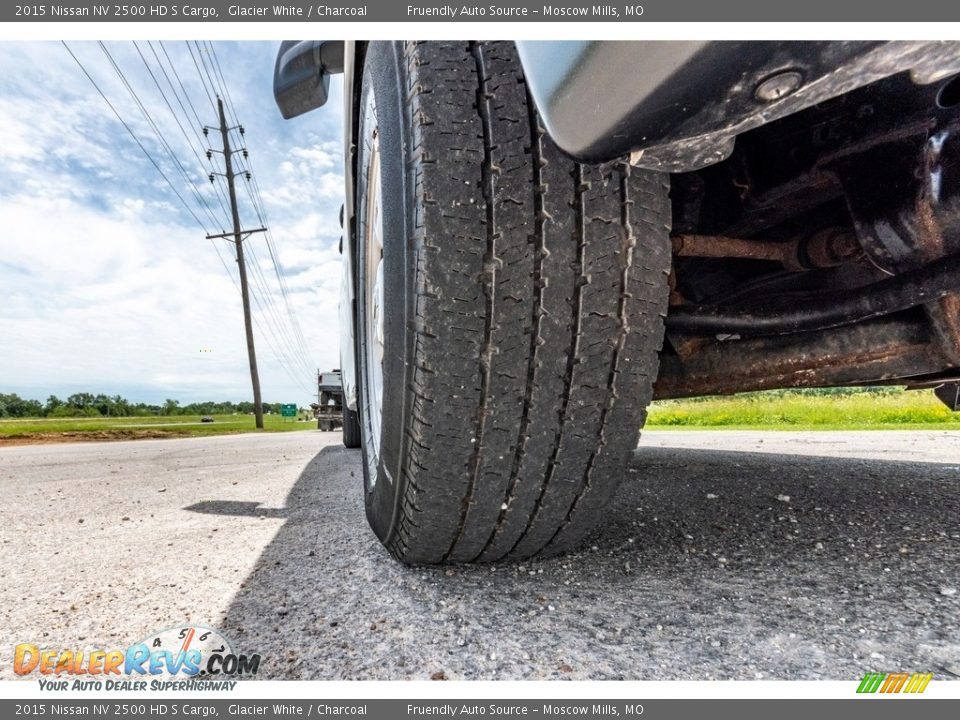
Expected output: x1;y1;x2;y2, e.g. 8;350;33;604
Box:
407;705;636;716
407;5;642;17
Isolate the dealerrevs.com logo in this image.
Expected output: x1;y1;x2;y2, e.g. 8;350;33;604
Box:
14;625;260;691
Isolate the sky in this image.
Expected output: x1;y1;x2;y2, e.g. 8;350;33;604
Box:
0;41;345;406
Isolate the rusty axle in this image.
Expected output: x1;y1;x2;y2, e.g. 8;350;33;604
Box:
671;227;862;271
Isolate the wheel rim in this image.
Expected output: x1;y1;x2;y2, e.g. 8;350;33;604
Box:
362;129;385;486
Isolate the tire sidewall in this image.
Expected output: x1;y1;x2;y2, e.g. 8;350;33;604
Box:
356;41;412;545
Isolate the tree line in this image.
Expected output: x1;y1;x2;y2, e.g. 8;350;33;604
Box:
0;393;291;418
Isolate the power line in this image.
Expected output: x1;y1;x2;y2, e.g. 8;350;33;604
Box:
244;248;317;390
152;41;238;229
245;242;316;379
220;155;315;377
200;47;317;375
98;41;227;234
265;233;314;367
228;152;316;371
100;41;225;232
186;40;219;115
204;230;311;392
181;41;257;235
210;97;265;428
225;236;312;391
205;133;315;374
65;40;311;397
61;41;211;234
206;41;245;149
208;236;311;393
199;46;268;229
146;41;305;384
249;175;316;370
132;40;233;228
147;41;236;216
70;39;317;395
200;42;259;224
244;241;304;357
157;41;207;136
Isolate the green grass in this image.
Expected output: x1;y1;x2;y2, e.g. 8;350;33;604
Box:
646;390;960;431
0;413;316;442
3;390;958;442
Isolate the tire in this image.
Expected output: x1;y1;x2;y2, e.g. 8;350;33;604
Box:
342;407;361;448
355;41;671;564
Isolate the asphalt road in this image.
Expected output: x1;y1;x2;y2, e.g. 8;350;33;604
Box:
1;430;958;680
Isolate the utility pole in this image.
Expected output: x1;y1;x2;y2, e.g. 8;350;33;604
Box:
206;98;267;429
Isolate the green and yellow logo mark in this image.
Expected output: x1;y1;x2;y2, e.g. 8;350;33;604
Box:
857;672;933;694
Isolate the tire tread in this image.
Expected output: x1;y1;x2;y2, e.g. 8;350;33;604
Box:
378;41;670;564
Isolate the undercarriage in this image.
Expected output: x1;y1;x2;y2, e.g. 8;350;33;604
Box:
655;68;960;405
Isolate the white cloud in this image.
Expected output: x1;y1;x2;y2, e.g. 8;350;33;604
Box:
289;144;339;168
0;41;347;405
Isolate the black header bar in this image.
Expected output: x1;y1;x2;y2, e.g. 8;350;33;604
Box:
5;1;960;22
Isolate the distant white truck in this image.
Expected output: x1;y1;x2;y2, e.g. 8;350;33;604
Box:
313;369;361;444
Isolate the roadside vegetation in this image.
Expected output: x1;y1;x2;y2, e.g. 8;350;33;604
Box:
3;387;958;444
0;414;314;443
0;393;315;443
647;387;960;430
0;392;293;419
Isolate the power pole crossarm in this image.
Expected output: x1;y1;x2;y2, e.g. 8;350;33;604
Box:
217;97;265;430
206;228;266;241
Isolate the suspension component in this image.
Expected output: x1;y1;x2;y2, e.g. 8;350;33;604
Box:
671;227;861;271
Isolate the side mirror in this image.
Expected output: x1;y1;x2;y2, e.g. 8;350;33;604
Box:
273;40;345;119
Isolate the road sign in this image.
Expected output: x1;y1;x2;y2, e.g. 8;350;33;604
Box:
280;404;297;418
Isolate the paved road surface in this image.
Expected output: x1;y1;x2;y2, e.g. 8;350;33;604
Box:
1;430;958;680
